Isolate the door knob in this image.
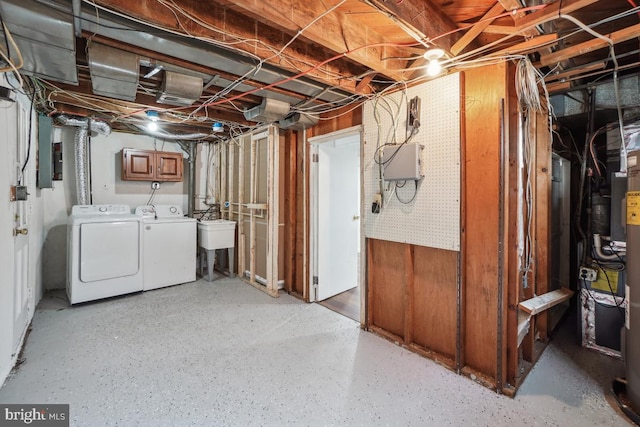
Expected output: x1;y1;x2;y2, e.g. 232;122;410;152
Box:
14;228;28;236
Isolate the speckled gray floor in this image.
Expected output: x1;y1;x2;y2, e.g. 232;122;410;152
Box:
0;278;632;426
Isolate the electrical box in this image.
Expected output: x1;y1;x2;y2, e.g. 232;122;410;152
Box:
382;143;423;181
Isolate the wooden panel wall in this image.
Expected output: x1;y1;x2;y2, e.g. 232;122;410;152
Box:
463;63;509;381
367;239;459;363
412;246;458;359
368;239;408;338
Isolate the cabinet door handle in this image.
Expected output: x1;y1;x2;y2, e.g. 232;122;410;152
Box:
149;165;152;174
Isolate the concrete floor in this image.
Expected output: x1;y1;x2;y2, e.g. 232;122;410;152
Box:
0;278;632;426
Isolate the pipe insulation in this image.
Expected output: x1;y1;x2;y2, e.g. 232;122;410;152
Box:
55;115;111;205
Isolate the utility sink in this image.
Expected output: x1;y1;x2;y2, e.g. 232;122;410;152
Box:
197;219;236;250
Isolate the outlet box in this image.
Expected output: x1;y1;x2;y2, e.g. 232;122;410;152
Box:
580;266;598;282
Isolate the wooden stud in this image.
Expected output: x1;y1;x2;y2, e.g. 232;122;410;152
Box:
266;125;280;296
535;110;552;340
249;135;257;285
238;135;246;278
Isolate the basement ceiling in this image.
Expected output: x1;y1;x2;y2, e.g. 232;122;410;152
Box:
0;0;638;137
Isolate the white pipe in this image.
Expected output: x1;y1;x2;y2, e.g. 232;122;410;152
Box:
593;234;625;260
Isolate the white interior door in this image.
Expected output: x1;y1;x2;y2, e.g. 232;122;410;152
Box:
315;134;361;301
12;100;31;353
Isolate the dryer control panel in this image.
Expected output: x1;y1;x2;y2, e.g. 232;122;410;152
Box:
71;205;131;216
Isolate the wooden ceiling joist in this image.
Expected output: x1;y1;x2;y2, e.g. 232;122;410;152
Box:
544;62;606;82
540;23;640;67
514;0;599;32
492;34;558;56
451;3;505;55
213;0;407;81
363;0;460;50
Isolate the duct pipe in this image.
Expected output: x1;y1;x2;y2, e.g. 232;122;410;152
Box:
627;149;640;410
55;115;111;205
74;127;89;205
56;115;112;136
134;125;210;141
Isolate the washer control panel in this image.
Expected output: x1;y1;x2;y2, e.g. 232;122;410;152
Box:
154;204;184;218
135;205;184;218
71;205;131;216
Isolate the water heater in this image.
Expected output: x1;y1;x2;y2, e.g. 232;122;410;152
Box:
626;149;640;409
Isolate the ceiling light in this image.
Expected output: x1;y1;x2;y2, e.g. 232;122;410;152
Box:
423;48;445;77
146;110;159;131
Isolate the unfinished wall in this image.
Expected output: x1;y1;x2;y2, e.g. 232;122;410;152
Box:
363;63;551;395
362;73;461;250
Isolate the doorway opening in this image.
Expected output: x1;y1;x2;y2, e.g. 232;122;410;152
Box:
309;127;362;322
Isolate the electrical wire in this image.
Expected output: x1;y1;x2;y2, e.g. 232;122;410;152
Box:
395;180;418;204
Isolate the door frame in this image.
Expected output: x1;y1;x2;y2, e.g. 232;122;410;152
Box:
308;126;365;322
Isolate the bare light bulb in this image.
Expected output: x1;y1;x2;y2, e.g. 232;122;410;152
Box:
427;59;441;77
423;48;445;77
147;121;158;131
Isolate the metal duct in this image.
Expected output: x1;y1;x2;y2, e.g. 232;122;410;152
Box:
627;149;640;411
55;115;112;136
134;125;210;141
74;126;89;205
156;71;203;106
56;115;111;205
279;112;319;130
0;0;77;84
243;98;290;122
88;43;140;101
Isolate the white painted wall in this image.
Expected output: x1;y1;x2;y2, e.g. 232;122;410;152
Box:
0;74;45;385
41;130;192;290
89;132;188;208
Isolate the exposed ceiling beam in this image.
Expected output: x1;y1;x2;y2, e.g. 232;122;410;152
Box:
451;3;505;56
514;0;599;32
491;34;558;56
91;0;376;91
482;25;519;35
362;0;460;51
544;62;606;82
214;0;407;81
539;23;640;67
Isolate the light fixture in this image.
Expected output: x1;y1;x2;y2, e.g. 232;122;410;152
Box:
146;110;159;131
423;48;445;77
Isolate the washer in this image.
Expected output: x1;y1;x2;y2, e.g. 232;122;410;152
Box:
135;204;197;291
67;204;143;304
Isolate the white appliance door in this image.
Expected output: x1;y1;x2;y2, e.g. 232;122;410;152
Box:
317;137;361;301
144;221;196;290
80;221;140;282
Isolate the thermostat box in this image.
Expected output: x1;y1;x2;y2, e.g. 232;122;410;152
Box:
383;143;423;181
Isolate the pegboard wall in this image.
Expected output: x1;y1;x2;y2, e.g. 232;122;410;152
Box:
363;73;461;251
